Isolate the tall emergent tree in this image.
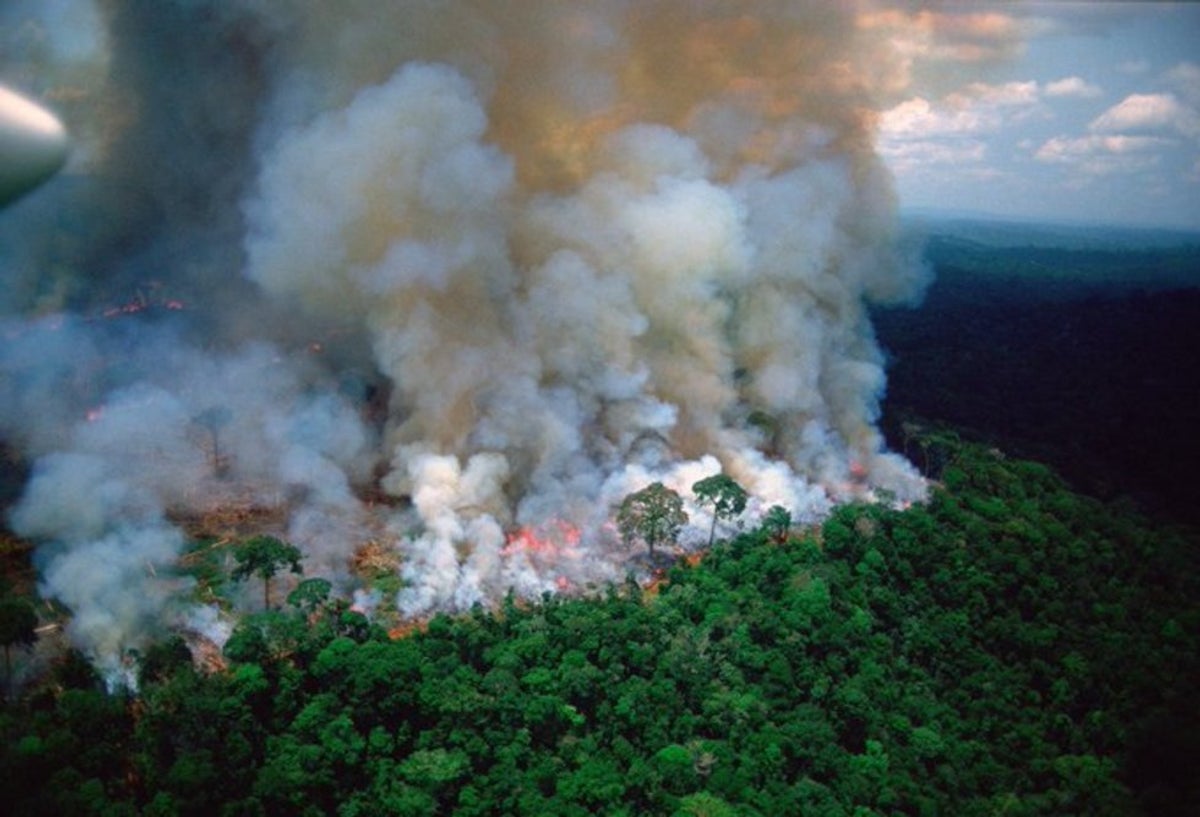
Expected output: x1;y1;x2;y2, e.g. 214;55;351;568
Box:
692;473;748;548
0;594;38;691
231;535;304;610
617;482;688;556
193;405;233;478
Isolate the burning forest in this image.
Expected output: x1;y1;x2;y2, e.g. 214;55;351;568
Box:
0;1;949;684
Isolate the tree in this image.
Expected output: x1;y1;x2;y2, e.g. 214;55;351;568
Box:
763;505;792;544
0;594;37;691
193;405;233;477
288;577;333;616
138;635;193;687
692;473;748;548
617;482;687;556
231;535;303;609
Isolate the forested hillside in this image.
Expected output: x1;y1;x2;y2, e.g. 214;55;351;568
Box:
3;439;1197;816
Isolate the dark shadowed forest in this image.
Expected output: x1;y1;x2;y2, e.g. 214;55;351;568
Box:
875;226;1200;525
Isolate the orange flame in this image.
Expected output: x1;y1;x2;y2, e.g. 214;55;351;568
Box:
500;520;582;558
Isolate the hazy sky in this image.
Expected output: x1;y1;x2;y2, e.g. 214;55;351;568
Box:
878;2;1200;230
2;1;1196;230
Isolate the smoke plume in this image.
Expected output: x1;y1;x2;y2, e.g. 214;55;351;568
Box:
1;1;940;677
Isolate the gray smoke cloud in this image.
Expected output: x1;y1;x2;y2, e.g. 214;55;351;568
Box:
1;0;938;678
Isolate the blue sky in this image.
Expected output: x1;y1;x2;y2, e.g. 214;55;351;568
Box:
875;2;1200;230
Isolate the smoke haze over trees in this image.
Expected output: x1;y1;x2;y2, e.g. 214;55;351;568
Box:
2;439;1197;815
0;1;945;672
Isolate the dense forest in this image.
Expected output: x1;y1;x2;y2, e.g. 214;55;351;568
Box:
2;438;1198;815
874;232;1200;525
3;224;1199;815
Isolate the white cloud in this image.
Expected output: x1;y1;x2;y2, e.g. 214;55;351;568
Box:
879;80;1043;141
1036;83;1199;187
1034;133;1171;177
878;80;1049;181
1090;93;1200;138
1036;134;1173;161
1044;76;1103;99
878;138;986;173
957;80;1040;107
879;96;982;139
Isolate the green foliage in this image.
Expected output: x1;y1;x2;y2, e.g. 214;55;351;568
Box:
137;635;192;688
692;473;748;547
2;437;1197;815
287;578;332;616
398;747;469;786
0;593;38;688
179;537;233;606
0;595;38;652
617;482;688;556
762;505;792;543
231;535;304;609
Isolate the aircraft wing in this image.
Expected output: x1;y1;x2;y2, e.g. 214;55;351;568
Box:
0;84;69;208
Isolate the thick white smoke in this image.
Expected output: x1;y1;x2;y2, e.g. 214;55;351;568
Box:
0;1;945;678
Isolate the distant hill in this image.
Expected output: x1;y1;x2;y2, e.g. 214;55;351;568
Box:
901;211;1200;251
